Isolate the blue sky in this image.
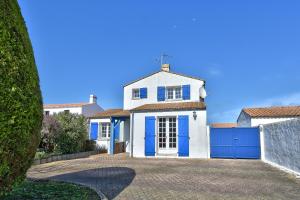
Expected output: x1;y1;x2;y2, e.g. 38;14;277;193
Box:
18;0;300;123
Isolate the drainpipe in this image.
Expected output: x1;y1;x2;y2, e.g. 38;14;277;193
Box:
130;112;134;157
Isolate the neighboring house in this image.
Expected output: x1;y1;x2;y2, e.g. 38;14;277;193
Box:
44;94;104;117
89;64;208;158
237;106;300;127
211;123;237;128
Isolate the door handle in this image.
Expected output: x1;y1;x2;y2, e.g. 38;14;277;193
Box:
234;138;238;140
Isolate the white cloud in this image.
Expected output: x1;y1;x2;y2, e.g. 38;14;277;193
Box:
208;68;222;76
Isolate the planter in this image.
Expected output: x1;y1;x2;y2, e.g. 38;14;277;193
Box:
114;142;125;154
33;150;101;165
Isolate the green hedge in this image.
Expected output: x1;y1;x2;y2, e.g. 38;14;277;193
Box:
0;0;43;195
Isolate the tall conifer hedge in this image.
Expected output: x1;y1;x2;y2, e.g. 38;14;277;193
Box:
0;0;43;195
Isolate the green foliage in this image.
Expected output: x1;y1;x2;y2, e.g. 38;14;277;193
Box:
40;116;61;152
4;180;99;200
0;0;43;195
53;113;88;154
84;140;96;151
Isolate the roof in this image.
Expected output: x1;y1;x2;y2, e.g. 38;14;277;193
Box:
90;109;130;119
131;101;206;112
124;70;205;87
211;123;237;128
44;103;89;109
242;106;300;118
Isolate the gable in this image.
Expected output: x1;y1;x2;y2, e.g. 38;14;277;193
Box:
124;71;204;89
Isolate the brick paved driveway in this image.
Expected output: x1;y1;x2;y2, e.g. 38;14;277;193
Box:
27;154;300;200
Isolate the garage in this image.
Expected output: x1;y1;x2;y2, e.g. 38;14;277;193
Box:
210;127;260;159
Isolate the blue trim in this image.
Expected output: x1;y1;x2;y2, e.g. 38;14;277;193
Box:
90;123;98;140
182;85;190;100
157;86;165;101
140;88;147;99
145;116;156;156
178;115;189;157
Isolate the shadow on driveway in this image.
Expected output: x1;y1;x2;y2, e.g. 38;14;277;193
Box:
48;167;135;199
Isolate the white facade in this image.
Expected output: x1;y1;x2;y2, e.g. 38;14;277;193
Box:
131;110;208;158
124;71;205;110
44;95;103;117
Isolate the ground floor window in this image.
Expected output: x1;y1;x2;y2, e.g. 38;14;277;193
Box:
100;123;110;139
158;117;177;150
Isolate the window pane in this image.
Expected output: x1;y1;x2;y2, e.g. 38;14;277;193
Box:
175;87;182;99
167;88;174;99
132;89;140;99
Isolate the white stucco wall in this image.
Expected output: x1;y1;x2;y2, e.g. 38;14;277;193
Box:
131;110;208;158
82;103;104;117
123;71;205;110
251;117;297;127
237;112;251;127
44;107;83;115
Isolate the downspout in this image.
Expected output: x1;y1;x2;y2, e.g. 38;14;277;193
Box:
130;112;134;157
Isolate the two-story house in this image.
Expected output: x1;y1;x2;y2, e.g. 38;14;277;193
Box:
89;64;208;158
44;94;104;117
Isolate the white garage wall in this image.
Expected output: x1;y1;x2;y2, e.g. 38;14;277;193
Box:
251;117;296;126
131;110;208;158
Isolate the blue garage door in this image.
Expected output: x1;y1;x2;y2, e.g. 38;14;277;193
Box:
210;127;260;159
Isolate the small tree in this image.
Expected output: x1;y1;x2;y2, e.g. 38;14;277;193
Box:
0;0;43;195
40;116;61;153
54;113;88;154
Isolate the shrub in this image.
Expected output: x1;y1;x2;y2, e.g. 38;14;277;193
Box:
84;140;96;152
0;0;43;195
54;113;88;154
40;116;61;153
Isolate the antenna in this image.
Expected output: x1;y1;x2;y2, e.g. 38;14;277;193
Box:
155;53;172;66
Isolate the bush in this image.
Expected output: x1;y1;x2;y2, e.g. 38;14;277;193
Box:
53;113;88;154
0;0;43;195
40;116;61;153
84;140;96;152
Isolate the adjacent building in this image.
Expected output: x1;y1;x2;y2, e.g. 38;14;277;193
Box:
44;94;103;117
237;106;300;127
89;64;208;158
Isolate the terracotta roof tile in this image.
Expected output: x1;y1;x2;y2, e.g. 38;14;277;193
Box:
211;123;237;128
90;109;130;118
44;103;89;109
243;106;300;118
131;101;206;112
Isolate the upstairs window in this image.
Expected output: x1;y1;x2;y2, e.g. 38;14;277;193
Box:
64;110;70;114
166;86;182;100
100;123;111;139
132;89;140;99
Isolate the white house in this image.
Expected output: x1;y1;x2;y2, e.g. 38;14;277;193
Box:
237;106;300;127
89;64;209;158
44;94;104;117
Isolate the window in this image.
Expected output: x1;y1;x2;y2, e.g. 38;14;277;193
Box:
100;123;111;139
44;111;50;116
64;110;70;114
158;117;177;149
166;86;182;100
132;89;140;99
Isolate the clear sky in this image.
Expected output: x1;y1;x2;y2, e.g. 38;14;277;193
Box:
18;0;300;123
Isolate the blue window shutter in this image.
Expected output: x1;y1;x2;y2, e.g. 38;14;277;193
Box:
140;88;147;99
178;115;189;157
90;123;98;140
145;116;156;156
182;85;191;100
157;86;165;101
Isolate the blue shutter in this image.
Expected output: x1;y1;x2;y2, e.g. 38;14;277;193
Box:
178;115;189;157
140;88;147;99
90;123;98;140
114;123;120;140
157;86;165;101
182;85;191;100
145;116;156;156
